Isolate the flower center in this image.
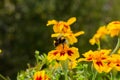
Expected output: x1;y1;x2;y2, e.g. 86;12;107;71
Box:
60;51;65;56
53;51;58;55
67;50;73;56
36;76;42;80
96;61;103;66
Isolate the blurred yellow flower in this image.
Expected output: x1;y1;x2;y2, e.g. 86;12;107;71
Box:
107;21;120;37
103;54;117;73
47;44;79;61
82;50;94;61
47;17;84;45
89;26;107;45
83;49;111;73
34;70;50;80
110;54;120;71
47;17;76;33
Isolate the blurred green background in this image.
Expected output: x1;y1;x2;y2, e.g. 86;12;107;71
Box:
0;0;120;79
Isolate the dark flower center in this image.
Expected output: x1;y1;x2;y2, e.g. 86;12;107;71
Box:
67;50;73;56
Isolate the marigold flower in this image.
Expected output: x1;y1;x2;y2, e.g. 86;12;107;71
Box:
83;49;111;73
93;50;111;73
47;17;84;45
82;50;95;61
89;26;107;45
47;17;76;33
107;21;120;37
34;70;50;80
103;55;115;73
110;54;120;71
47;44;79;61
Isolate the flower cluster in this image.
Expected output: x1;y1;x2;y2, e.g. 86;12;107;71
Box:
33;17;85;80
83;21;120;73
33;19;120;80
17;18;120;80
47;17;84;61
90;21;120;45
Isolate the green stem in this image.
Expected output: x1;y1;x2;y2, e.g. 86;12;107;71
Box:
65;71;68;80
91;64;97;80
97;41;101;50
111;37;120;54
61;60;69;80
35;50;39;64
111;70;117;80
64;61;68;80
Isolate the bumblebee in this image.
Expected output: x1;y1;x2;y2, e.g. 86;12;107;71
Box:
54;36;66;47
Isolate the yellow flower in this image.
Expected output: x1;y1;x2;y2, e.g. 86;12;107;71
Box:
83;49;111;73
47;17;84;45
51;31;84;45
110;54;120;71
34;70;50;80
107;21;120;37
77;58;86;62
103;56;115;73
47;17;76;33
82;50;94;61
89;26;107;45
93;60;106;73
93;50;111;73
47;44;79;61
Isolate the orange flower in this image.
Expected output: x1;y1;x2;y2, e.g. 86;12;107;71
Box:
82;50;94;61
107;21;120;37
34;71;50;80
110;54;120;71
103;56;115;73
47;17;76;33
47;44;79;61
83;49;111;73
47;17;84;45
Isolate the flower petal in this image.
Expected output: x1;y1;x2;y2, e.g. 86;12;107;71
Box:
47;20;57;26
67;17;76;25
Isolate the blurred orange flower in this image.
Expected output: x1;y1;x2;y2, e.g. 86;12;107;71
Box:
47;17;76;33
107;21;120;37
47;44;79;61
34;70;50;80
83;49;111;73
